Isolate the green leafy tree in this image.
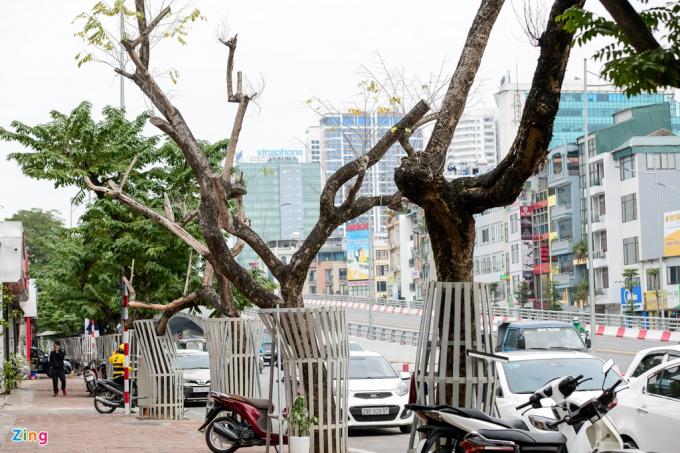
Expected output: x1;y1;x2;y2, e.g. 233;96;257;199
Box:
560;1;680;94
4;209;64;266
574;278;589;308
622;268;640;315
514;281;531;308
548;280;563;311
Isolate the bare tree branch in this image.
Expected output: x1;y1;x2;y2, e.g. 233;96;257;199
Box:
85;176;209;256
183;251;193;296
422;0;505;171
120;153;140;192
599;0;661;52
399;135;416;157
163;192;175;222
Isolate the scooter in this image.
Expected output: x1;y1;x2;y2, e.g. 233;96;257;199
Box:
199;391;287;453
93;377;137;414
408;359;642;452
81;359;105;395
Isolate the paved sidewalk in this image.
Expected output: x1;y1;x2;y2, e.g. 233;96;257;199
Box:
0;376;264;452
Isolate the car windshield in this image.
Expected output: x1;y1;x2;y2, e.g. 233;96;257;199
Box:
178;354;210;369
349;356;397;379
349;342;364;352
523;327;585;351
502;358;621;394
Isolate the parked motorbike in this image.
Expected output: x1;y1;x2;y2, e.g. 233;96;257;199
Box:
199;391;286;453
407;360;643;452
82;359;105;395
93;377;137;414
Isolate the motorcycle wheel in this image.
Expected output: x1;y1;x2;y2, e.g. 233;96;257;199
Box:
86;380;96;395
94;390;118;414
205;416;241;453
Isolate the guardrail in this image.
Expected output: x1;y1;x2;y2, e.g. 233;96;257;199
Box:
347;322;419;346
491;307;680;331
304;293;424;309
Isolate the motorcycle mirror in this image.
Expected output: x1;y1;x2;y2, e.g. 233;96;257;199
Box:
602;359;614;374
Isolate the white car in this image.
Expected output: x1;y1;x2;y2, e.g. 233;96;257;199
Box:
624;344;680;379
177;349;211;402
610;358;680;452
494;351;623;427
348;351;413;432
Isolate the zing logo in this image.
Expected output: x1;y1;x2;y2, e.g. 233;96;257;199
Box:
11;428;48;446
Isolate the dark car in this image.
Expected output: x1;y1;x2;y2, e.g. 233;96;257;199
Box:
32;347;73;375
495;320;589;352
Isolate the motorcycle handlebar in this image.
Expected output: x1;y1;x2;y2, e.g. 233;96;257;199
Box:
515;400;533;410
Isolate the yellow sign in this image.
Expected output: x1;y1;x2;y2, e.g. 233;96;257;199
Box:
664;210;680;257
644;290;669;312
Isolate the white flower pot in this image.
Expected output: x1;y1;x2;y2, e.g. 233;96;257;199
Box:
288;436;310;453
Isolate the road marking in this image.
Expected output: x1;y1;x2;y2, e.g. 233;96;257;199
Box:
596;348;636;356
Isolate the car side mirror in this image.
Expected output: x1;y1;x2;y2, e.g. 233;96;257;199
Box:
517;337;526;350
586;338;592;349
400;371;411;380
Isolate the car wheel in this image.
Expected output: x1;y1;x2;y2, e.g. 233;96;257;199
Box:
205;416;240;453
399;424;412;434
622;437;639;449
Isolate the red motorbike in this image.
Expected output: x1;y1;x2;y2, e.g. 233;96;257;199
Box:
199;391;287;453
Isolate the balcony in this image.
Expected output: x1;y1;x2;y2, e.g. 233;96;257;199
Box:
551;238;573;255
591;214;607;232
551;204;573;219
592;251;607;269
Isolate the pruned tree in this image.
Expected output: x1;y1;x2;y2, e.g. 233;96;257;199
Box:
64;0;434;323
393;0;585;402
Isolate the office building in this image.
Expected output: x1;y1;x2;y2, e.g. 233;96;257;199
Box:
444;111;498;178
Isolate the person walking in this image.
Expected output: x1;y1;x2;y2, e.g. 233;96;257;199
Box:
49;341;67;396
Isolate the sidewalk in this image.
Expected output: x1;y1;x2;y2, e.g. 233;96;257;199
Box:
0;375;263;452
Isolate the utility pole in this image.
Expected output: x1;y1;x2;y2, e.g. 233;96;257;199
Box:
119;8;125;110
583;59;597;350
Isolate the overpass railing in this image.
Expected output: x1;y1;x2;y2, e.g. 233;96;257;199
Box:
304;293;424;309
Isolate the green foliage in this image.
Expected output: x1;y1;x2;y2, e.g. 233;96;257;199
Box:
573;240;587;263
3;354;23;394
5;209;64;266
1;103;230;335
0;285;23;332
574;279;589;307
622;268;640;314
285;395;318;437
547;280;563;311
514;280;530;307
559;2;680;95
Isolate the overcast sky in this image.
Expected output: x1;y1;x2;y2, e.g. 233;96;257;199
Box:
0;0;625;221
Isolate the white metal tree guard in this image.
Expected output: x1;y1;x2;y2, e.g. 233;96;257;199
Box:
259;306;349;453
204;317;263;397
134;319;184;419
408;281;496;451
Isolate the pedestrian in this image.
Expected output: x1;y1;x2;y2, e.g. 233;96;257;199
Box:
49;341;67;396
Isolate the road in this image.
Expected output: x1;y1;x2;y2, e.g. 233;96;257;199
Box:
187;308;672;453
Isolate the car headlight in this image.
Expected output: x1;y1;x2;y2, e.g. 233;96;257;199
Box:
395;380;409;396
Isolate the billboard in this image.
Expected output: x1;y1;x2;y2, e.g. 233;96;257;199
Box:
668;284;680;310
664;210;680;257
347;223;370;284
620;286;643;311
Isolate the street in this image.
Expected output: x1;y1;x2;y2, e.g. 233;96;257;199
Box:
184;307;670;453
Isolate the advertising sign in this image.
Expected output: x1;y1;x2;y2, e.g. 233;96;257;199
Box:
664;210;680;257
620;286;643;311
347;223;370;284
668;284;680;310
520;206;533;240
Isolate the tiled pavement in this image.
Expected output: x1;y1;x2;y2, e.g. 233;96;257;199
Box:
0;376;264;452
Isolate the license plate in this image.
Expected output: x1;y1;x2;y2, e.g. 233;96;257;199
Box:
85;375;95;382
192;386;209;393
361;407;389;416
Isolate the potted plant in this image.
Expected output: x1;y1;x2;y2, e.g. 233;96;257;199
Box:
285;395;318;453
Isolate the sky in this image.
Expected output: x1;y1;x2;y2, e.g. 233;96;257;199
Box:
0;0;620;221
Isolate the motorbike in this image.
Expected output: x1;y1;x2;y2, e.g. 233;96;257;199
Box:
407;359;643;452
93;377;137;414
198;391;286;453
82;359;105;395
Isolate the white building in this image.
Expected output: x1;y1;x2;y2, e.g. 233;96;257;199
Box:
304;126;321;163
387;212;416;302
444;111;498;179
473;208;509;305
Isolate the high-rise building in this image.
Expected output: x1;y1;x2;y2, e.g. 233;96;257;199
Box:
305;126;321;163
237;159;322;269
495;75;679;160
318;111;424;234
444;111;498;178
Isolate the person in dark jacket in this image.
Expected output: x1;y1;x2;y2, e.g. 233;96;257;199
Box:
49;341;67;396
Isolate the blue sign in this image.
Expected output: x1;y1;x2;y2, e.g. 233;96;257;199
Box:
620;286;643;311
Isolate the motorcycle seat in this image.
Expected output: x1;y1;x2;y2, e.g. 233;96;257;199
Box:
477;429;567;446
440;407;528;430
232;395;270;410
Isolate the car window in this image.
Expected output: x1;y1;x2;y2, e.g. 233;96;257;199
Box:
505;329;519;350
667;351;680;361
633;353;666;377
522;327;585;351
178;354;210;369
349;342;364;352
502;358;620;394
349;356;397;379
646;364;680;400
